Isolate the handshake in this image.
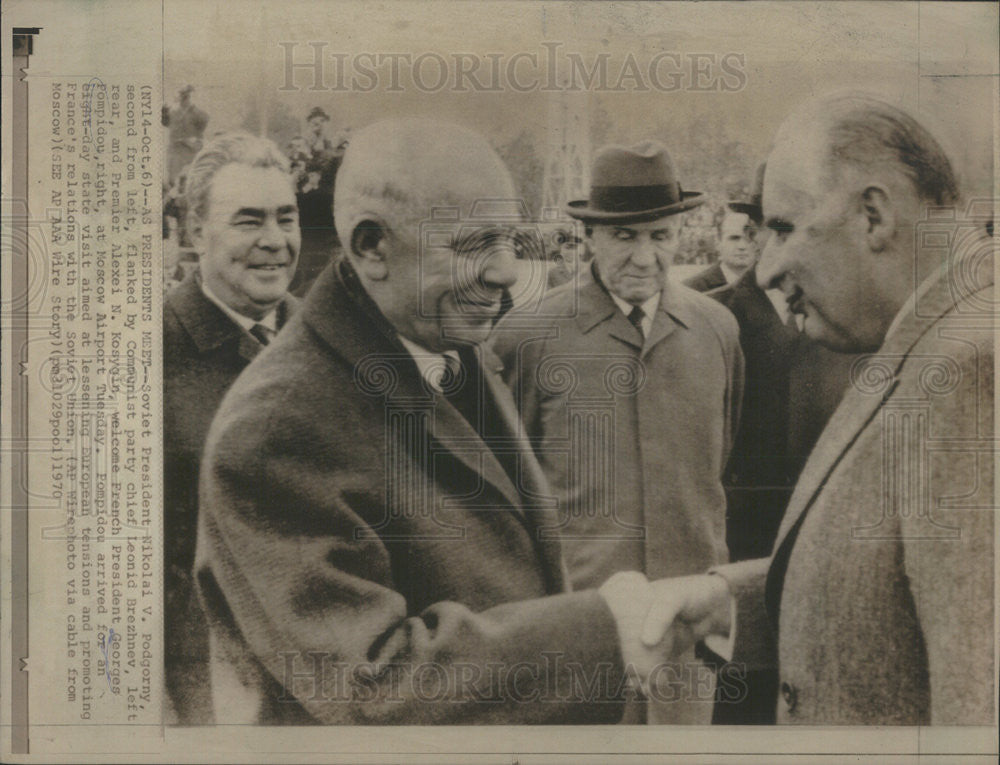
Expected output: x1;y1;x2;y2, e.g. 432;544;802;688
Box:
598;571;733;692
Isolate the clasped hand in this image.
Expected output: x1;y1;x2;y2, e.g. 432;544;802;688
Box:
598;571;732;690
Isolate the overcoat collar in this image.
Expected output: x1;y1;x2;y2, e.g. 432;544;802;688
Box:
169;270;297;362
574;262;693;357
301;259;546;529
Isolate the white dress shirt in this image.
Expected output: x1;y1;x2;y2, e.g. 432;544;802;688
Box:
200;280;278;333
608;291;660;337
397;335;460;393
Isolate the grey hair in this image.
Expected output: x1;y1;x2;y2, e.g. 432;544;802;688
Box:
794;94;959;206
185;132;291;222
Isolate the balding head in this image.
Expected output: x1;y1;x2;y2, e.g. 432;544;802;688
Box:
771;93;958;208
757;95;960;352
334;118;519;352
334;118;516;252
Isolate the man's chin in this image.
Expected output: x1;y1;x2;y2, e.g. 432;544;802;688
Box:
439;321;494;348
803;316;869;354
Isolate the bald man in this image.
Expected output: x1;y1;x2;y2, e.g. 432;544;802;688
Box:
193;118;672;725
638;94;994;725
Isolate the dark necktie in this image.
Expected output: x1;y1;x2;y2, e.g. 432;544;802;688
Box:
249;323;275;346
627;305;645;336
443;348;520;492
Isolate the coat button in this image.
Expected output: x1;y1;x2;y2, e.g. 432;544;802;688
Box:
780;681;798;713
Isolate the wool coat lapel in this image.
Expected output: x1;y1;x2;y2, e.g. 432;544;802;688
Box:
765;269;971;623
300;262;529;524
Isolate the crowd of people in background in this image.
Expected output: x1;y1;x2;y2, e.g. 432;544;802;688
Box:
162;90;740;300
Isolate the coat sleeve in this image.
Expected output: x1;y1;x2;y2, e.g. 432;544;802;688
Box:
709;557;776;672
900;341;994;724
196;385;627;725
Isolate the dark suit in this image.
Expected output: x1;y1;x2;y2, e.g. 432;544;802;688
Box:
707;268;856;723
163;270;296;723
684;261;727;293
716;255;995;724
710;268;858;562
194;260;626;725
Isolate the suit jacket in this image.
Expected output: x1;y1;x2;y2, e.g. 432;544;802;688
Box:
710;268;858;561
684;261;728;293
163;270;297;722
494;268;742;723
715;258;995;724
194;260;626;725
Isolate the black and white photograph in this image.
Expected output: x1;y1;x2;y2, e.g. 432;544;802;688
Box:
2;1;997;762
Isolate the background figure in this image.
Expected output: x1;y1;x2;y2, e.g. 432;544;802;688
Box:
496;141;743;724
164;84;209;186
685;196;758;293
163;132;300;723
545;226;589;289
288;106;345;296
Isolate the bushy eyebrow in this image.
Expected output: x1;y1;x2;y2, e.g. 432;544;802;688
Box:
231;205;298;218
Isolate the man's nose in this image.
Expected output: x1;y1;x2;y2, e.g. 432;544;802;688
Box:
480;244;518;289
257;218;285;250
756;237;785;290
632;235;659;265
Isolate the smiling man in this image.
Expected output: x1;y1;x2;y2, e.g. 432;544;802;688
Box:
191;118;674;725
495;141;743;723
163;132;300;722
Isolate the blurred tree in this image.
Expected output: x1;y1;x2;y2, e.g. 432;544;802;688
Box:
496;130;544;217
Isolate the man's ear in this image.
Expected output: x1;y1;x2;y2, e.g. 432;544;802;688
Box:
188;216;205;255
861;185;895;253
350;218;391;281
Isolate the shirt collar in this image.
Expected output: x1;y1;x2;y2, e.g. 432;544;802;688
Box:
608;291;660;321
608;291;660;337
397;335;460;393
200;278;278;333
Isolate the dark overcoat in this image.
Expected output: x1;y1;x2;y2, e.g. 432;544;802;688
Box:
194;261;627;725
163;270;297;722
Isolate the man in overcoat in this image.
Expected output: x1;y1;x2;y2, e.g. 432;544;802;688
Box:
641;94;994;725
193;118;677;725
494;141;744;723
164;132;299;722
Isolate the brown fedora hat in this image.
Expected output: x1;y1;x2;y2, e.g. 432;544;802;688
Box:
567;140;704;224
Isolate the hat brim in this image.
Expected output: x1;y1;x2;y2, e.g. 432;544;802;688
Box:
565;191;705;224
726;201;763;223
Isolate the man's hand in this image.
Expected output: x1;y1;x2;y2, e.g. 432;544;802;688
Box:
599;571;734;697
597;570;656;684
640;574;732;658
